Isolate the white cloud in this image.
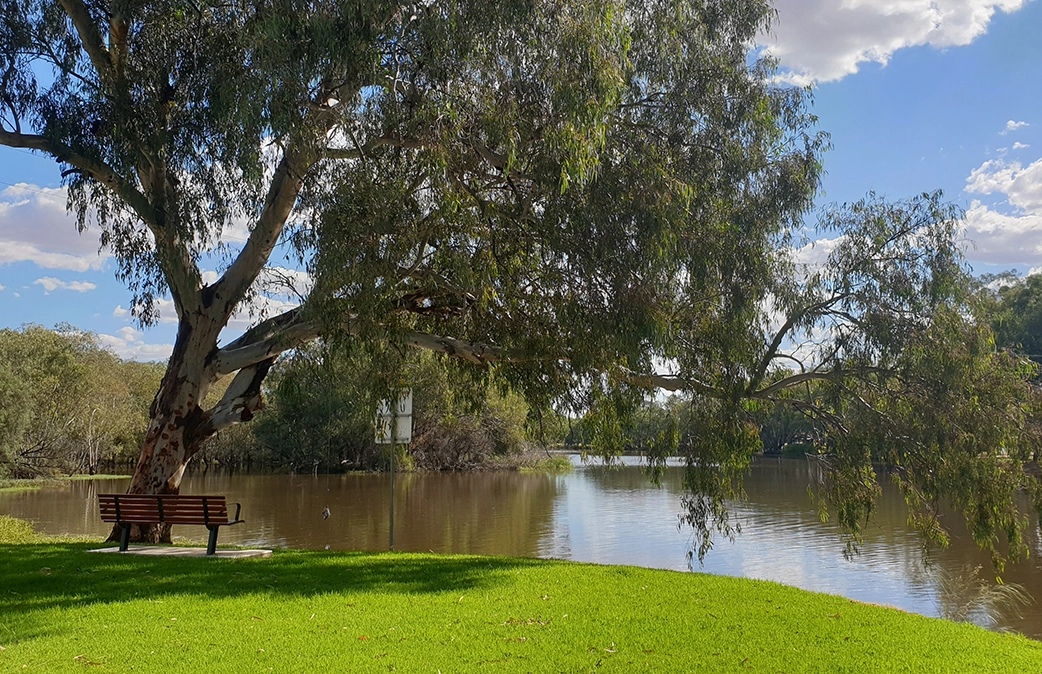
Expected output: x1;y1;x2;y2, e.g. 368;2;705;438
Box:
966;158;1042;214
791;235;844;269
1013;142;1030;150
762;0;1024;85
95;327;173;362
33;277;97;293
1002;120;1029;134
111;298;179;324
962;201;1042;263
0;283;4;291
962;156;1042;264
0;184;110;271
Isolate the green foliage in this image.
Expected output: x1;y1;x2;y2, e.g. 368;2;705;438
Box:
2;542;1041;671
203;345;537;472
0;515;38;544
983;273;1042;365
0;326;163;477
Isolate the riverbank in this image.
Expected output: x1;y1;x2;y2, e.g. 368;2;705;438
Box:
0;474;129;493
1;517;1038;672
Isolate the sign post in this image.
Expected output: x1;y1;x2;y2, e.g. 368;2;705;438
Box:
376;391;412;551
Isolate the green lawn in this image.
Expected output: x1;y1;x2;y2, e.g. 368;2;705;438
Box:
0;518;1038;672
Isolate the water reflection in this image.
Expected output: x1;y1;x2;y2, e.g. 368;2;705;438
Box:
2;457;1039;638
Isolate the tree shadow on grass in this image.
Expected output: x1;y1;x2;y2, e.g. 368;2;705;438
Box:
0;542;546;620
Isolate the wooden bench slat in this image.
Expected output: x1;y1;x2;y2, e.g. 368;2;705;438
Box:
98;494;243;554
100;505;229;515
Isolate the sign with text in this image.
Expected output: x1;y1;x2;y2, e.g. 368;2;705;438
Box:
375;390;413;444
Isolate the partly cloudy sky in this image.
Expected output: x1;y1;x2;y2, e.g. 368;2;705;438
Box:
1;0;1040;361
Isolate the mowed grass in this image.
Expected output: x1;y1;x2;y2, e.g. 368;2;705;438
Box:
0;520;1039;672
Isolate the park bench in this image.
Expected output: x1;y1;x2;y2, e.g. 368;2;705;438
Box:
99;493;244;555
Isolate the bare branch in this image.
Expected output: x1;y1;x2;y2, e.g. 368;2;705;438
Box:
752;367;894;399
210;143;315;320
213;307;318;375
324;135;429;159
746;291;851;396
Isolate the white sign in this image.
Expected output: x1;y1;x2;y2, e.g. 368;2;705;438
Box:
375;390;413;444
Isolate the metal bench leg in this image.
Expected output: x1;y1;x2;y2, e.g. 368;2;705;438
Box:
119;525;130;552
206;526;219;556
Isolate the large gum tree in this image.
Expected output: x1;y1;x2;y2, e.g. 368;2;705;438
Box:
2;0;1038;558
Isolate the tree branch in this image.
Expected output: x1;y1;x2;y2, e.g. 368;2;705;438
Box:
210;143;315;319
0;129;156;224
213;308;320;376
752;367;894;399
205;358;276;433
57;0;114;83
746;291;851;396
324;135;429;159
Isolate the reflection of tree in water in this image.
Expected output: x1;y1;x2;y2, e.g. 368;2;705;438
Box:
746;459;1042;637
578;463;686;493
211;472;560;557
929;564;1033;629
393;472;559;556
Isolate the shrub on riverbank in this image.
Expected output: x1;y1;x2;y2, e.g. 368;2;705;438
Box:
1;520;1039;672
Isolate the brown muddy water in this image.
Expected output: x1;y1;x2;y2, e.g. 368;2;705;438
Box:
3;455;1040;638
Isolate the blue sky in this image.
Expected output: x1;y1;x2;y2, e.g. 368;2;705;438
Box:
0;0;1040;362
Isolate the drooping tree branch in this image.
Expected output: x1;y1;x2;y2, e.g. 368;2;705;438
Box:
0;129;156;224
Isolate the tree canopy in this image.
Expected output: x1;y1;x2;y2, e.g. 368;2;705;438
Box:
1;0;1038;561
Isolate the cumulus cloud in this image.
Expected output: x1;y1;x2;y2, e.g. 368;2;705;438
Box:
962;202;1042;263
966;158;1042;214
791;235;844;269
33;277;97;293
1002;120;1029;134
0;184;110;271
1013;142;1030;150
95;327;173;362
762;0;1024;85
961;156;1042;264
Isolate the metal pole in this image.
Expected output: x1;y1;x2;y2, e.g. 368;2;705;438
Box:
389;437;395;551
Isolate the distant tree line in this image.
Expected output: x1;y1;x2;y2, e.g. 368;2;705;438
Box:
197;343;541;473
0;325;164;478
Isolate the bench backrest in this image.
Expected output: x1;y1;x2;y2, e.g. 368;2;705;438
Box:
99;494;232;525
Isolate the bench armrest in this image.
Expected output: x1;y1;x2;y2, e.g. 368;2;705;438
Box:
232;502;242;523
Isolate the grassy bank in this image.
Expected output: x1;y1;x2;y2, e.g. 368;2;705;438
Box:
0;475;128;493
1;518;1038;672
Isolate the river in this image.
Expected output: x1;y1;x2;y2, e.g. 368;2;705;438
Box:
2;455;1040;638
